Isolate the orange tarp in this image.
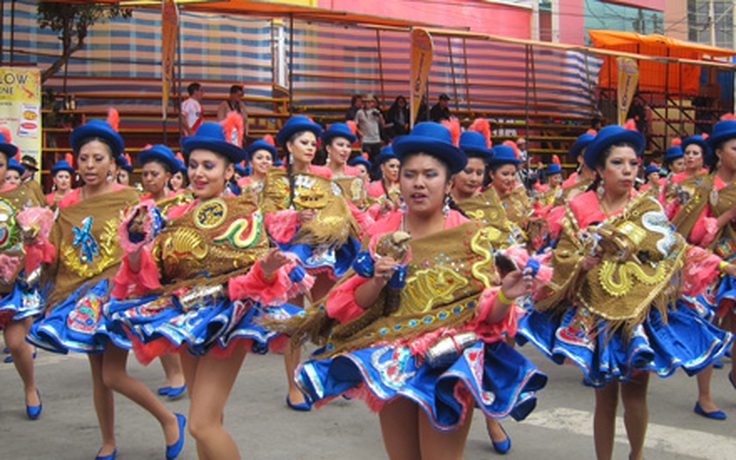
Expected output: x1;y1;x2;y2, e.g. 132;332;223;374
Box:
589;30;736;95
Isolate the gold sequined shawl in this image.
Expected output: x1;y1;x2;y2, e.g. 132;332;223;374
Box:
152;194;270;292
533;186;561;208
535;193;687;339
554;178;593;207
665;171;708;204
47;188;140;306
497;185;530;228
260;168;360;247
455;187;524;248
0;181;46;293
333;176;368;210
315;221;501;357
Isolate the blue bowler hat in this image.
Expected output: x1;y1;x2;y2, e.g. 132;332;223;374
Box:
681;134;711;166
276;115;323;146
459;131;492;163
322;122;357;145
174;157;187;175
375;145;398;166
349;156;372;170
234;163;247;177
569;133;596;160
139;144;179;174
707;119;736;165
489;145;521;166
545;163;562;175
0;131;18;160
7;157;25;175
583;125;644;170
50;159;75;176
70;119;125;157
663;145;683;162
392;122;467;174
182;121;246;164
245;139;278;162
645;164;660;177
116;155;134;174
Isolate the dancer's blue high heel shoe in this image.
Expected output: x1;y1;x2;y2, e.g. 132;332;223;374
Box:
165;413;186;460
95;448;117;460
167;384;187;400
488;423;511;454
26;389;42;420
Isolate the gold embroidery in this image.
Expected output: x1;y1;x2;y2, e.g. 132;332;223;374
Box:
598;260;669;297
60;219;118;278
470;227;500;288
401;266;468;315
194;199;227;229
212;211;262;250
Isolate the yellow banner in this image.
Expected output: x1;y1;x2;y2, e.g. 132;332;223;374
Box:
161;0;178;118
617;57;639;126
410;28;433;128
0;67;42;176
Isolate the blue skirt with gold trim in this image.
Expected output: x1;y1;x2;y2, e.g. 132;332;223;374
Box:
0;278;44;329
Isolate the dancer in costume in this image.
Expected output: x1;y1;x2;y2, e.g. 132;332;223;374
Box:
281;122;548;460
322;122;367;209
661;136;709;217
517;124;735;460
27;116;185;460
112;120;313;459
115;153;134;187
0;129;47;420
170;157;189;193
639;163;661;193
558;131;597;205
5;157;24;187
260;115;366;411
367;145;401;209
668;116;736;420
46;159;76;209
488;144;531;231
137;145;188;399
237;137;276;196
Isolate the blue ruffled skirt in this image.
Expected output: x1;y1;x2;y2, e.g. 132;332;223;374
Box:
0;279;44;329
276;236;360;279
110;293;299;361
296;340;547;431
27;279;131;354
516;300;733;387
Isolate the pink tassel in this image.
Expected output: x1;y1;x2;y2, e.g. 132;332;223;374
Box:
720;113;736;121
468;118;491;148
671;138;681;147
552;154;560;165
586;129;598;135
623;119;637;131
174;151;184;162
701;133;709;139
263;134;276;146
64;152;74;167
0;126;12;143
345;120;357;134
441;118;461;146
503;140;520;158
107;108;120;132
221;111;244;147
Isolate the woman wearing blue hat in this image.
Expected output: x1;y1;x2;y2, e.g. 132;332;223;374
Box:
282;122;549;460
237;137;276;195
169;157;189;193
261;115;367;410
661;137;709;218
367;145;401;212
639;163;661;193
46;159;76;209
0;128;47;422
27;115;185;460
4;157;24;187
111;120;312;459
322;122;367;208
532;163;564;213
517;124;735;460
488;144;531;230
559;131;598;205
115;153;134;187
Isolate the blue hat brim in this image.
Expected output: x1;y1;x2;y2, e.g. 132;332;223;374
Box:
181;138;246;164
349;157;372;169
584;129;644;170
322;131;357;145
276;120;322;145
70;124;125;157
139;149;179;174
51;165;75;175
461;146;492;164
245;141;278;163
0;143;17;160
392;135;467;175
569;136;594;160
7;163;25;175
488;156;521;166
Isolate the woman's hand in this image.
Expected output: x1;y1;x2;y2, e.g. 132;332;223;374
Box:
372;255;398;286
722;262;736;279
499;268;534;300
378;199;395;216
297;209;316;223
259;248;291;280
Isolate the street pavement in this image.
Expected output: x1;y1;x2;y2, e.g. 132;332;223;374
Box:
1;344;735;459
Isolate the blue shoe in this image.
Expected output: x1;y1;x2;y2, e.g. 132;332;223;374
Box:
286;394;312;412
157;386;171;396
714;360;724;369
694;401;727;420
3;347;8;353
167;384;187;400
26;389;42;420
95;448;117;460
5;350;37;364
165;413;186;460
489;423;511;454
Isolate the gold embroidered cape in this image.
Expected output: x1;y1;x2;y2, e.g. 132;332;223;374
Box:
497;185;530;228
260;168;360;247
665;172;708;204
313;221;502;357
47;188;140;306
455;187;524;248
554;178;593;207
0;181;46;293
535;193;687;339
152;193;270;291
333;176;368;210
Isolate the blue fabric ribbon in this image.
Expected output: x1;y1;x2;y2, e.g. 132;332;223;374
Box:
352;250;375;278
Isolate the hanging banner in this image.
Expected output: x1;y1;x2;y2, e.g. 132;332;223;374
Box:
0;67;42;177
161;0;178;118
410;28;433;128
617;57;639;126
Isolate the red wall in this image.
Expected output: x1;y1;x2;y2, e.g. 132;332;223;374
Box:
319;0;532;39
603;0;665;12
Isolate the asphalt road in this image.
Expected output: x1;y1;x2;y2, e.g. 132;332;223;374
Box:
1;343;735;459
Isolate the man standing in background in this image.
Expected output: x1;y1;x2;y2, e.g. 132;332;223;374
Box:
181;82;204;137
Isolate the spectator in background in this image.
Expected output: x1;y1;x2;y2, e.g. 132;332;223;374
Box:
414;94;429;124
181;82;204;137
516;137;528;163
217;85;248;142
385;95;410;140
20;155;38;182
429;93;451;122
345;94;362;121
355;94;385;166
